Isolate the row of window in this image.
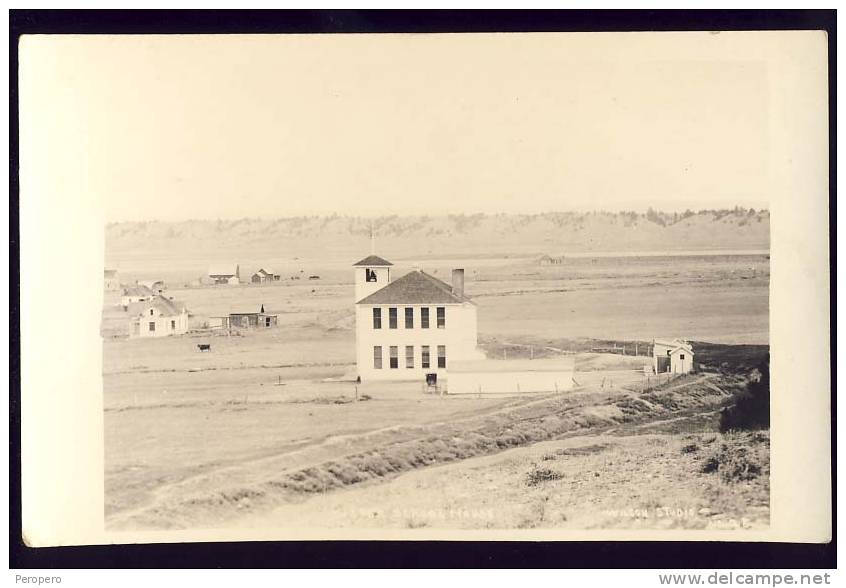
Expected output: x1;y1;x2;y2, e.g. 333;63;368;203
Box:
372;307;446;330
373;345;446;370
148;320;177;332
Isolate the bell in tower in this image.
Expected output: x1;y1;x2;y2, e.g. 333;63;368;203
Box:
352;255;393;302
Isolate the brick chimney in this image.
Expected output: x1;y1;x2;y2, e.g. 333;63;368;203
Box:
451;268;465;298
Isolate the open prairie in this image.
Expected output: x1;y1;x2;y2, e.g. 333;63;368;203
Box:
103;248;768;530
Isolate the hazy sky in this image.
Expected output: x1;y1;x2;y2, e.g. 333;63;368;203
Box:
21;33;773;221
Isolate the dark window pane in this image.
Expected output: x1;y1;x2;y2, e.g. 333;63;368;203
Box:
373;346;382;369
389;308;397;329
437;345;446;368
421;307;429;329
373;307;381;329
405;307;414;329
406;345;414;368
421;345;430;368
437;307;445;328
389;345;398;368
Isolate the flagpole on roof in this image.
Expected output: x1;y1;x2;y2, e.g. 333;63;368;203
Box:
370;219;375;255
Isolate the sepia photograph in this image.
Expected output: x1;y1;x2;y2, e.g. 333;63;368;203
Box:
98;34;772;533
14;14;831;557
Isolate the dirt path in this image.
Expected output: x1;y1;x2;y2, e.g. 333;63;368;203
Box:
108;373;736;530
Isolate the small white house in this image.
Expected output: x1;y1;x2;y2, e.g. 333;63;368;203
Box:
121;284;154;307
209;264;240;285
447;357;575;395
653;339;694;374
129;295;189;338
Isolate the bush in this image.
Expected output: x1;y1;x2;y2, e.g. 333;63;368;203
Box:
720;355;770;431
525;466;563;486
700;435;768;483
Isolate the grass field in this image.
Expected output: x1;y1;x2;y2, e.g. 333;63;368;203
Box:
103;252;769;530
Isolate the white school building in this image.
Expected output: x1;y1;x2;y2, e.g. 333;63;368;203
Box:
353;254;485;383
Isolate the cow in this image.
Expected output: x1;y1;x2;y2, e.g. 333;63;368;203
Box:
197;344;211;352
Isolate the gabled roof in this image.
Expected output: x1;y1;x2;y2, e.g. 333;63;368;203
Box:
253;268;277;276
129;295;188;318
356;270;472;305
209;264;239;277
122;285;154;297
654;339;694;354
352;255;393;267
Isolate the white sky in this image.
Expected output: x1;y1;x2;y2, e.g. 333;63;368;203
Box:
20;32;775;221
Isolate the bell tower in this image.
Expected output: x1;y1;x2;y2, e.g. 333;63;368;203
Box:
353;255;392;302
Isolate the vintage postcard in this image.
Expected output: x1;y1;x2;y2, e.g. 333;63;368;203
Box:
17;30;830;546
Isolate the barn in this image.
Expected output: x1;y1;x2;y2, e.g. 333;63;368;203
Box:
447;357;575;394
652;339;695;374
128;295;189;338
209;264;240;285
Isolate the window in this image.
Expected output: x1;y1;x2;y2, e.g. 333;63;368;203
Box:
373;346;382;369
680;354;685;360
389;346;398;369
405;307;414;329
437;345;446;368
170;320;176;330
150;309;154;316
421;307;430;329
265;317;271;327
436;307;445;328
406;346;414;368
148;321;156;332
365;268;378;282
372;307;382;329
421;345;430;369
389;308;397;329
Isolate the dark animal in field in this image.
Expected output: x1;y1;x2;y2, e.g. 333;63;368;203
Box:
197;344;211;352
308;275;320;280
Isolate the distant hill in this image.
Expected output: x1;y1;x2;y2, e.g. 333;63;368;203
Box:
106;208;769;261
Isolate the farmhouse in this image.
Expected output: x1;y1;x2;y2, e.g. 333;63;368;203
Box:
209;264;240;285
354;254;484;383
653;339;694;374
128;295;189;338
104;269;120;291
448;357;575;395
121;284;154;307
250;268;280;284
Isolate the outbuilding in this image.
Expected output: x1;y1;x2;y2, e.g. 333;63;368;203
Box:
217;305;279;329
250;268;281;283
652;339;694;374
121;284;154;307
209;264;240;285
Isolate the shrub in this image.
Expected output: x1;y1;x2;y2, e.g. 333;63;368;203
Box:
720;355;770;431
525;466;564;486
